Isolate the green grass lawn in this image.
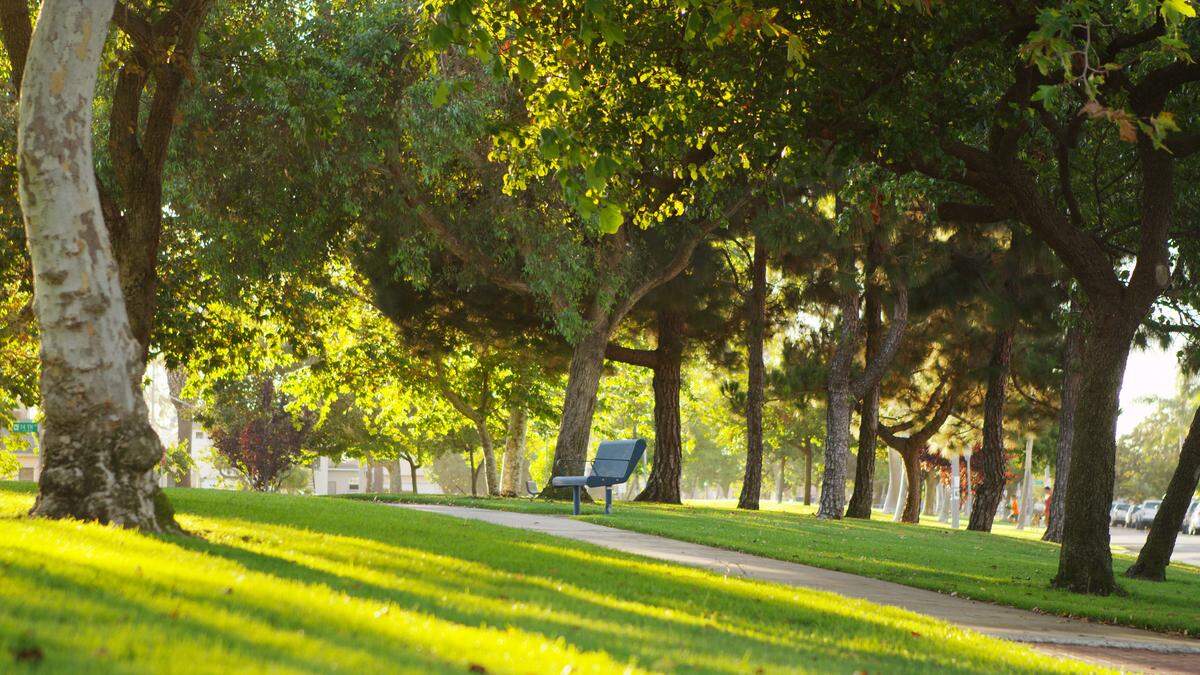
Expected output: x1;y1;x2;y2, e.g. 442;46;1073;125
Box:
351;493;1200;636
0;482;1095;674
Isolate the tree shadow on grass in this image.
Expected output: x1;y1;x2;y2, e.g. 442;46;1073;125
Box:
162;493;1074;674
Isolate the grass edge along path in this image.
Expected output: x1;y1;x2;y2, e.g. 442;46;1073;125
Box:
0;482;1094;674
346;493;1200;637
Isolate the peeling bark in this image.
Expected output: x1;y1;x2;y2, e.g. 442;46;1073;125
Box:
19;0;177;532
500;404;528;497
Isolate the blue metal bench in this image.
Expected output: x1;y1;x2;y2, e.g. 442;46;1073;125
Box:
551;439;647;515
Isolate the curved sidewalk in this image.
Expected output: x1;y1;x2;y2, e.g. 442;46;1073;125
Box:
394;503;1200;673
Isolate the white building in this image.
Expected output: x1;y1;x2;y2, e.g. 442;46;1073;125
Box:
312;456;440;496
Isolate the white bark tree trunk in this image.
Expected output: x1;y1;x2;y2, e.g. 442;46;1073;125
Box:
500;404;527;496
20;0;176;532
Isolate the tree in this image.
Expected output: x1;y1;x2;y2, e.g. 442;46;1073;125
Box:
878;382;959;523
738;236;768;510
0;0;213;359
807;0;1196;594
17;0;176;531
816;203;909;520
436;1;805;489
1126;403;1200;581
206;378;312;492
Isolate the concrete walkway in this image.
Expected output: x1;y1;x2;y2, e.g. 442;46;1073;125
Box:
396;504;1200;673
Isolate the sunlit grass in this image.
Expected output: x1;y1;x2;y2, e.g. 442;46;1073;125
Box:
359;492;1200;636
0;482;1094;673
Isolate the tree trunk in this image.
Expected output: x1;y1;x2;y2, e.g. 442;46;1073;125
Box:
1126;405;1200;581
1051;310;1139;594
819;273;907;520
637;309;684;503
774;455;786;503
900;449;922;523
804;441;813;506
546;322;612;496
968;326;1014;532
467;447;479;497
500;404;528;497
386;459;402;493
882;449;902;513
475;419;499;497
167;368;192;488
845;265;883;519
20;0;177;533
819;370;853;518
738;239;767;510
1045;316;1083;543
923;471;938;517
409;460;419;495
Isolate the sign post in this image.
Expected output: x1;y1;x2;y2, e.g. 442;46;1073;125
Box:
11;421;37;434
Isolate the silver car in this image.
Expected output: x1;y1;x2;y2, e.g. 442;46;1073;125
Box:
1185;500;1200;536
1110;502;1132;526
1130;500;1161;530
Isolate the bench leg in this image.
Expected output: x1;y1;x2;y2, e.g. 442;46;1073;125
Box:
605;487;612;515
572;486;581;515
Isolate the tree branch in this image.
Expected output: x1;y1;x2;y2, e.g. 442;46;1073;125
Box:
850;273;908;398
605;343;659;368
0;0;30;92
937;202;1012;224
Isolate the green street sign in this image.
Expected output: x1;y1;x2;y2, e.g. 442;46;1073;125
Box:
11;421;37;433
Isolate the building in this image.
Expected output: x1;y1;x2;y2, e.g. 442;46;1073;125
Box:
312;456;440;496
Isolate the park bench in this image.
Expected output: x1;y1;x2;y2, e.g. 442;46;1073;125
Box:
551;438;647;515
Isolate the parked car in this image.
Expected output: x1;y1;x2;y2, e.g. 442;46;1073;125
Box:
1124;504;1142;528
1110;501;1133;527
1129;500;1161;530
1184;500;1200;535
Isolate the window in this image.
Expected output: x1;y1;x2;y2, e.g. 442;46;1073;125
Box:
348;482;360;493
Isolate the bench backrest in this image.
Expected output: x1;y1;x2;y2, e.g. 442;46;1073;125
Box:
591;439;647;482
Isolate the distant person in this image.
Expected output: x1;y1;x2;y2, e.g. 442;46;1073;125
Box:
1009;495;1020;523
1034;486;1050;527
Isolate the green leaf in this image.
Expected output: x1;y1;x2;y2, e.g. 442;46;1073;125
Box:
685;11;703;40
431;80;451;107
1163;0;1197;19
429;24;453;51
598;204;624;233
517;56;536;81
786;35;806;64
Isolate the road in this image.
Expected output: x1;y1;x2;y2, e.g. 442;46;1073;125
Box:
1111;525;1200;566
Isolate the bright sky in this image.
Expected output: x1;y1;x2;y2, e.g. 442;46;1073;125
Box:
1117;342;1179;437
